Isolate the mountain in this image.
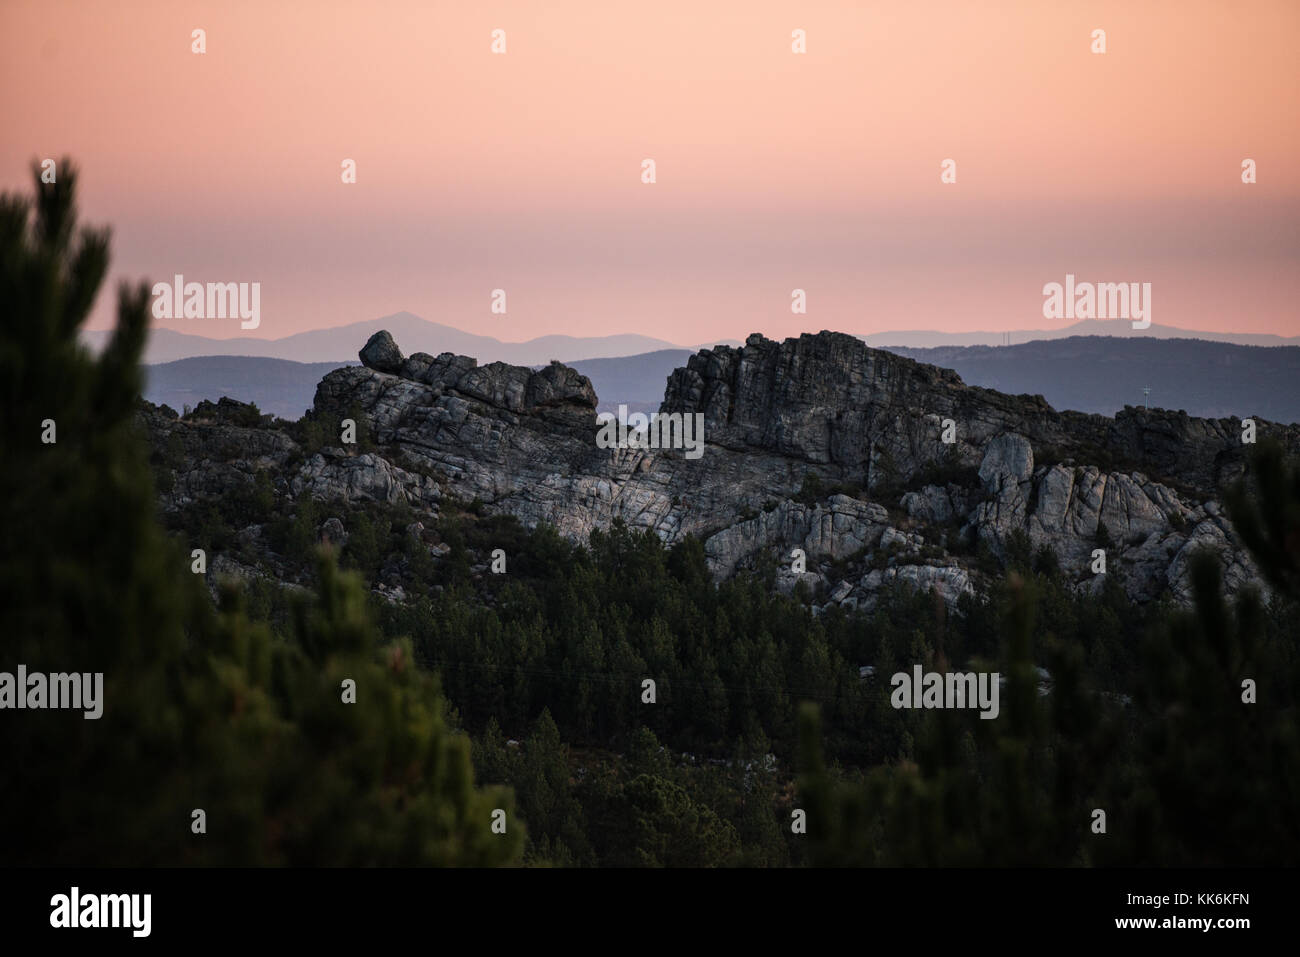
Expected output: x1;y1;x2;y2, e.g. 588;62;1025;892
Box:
568;350;694;414
143;356;357;420
89;310;1298;366
88;312;692;365
860;319;1300;348
880;336;1300;423
142;329;1300;614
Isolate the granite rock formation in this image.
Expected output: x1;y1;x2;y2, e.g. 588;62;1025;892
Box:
143;330;1297;610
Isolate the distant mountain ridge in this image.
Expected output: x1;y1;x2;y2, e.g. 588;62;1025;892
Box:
142;356;357;420
86;311;1300;365
861;319;1300;349
92;312;701;366
142;334;1300;425
882;337;1300;423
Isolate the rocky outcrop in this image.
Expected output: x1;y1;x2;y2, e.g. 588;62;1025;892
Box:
852;565;973;611
142;402;298;512
291;449;441;509
705;496;893;579
659;332;1298;497
901;484;969;524
968;435;1262;600
143;329;1295;610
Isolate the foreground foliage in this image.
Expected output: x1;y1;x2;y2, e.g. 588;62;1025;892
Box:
0;163;520;866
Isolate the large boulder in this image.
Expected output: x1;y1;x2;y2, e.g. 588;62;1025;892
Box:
359;330;404;374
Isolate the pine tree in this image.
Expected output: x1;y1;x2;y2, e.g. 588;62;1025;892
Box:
1114;441;1300;865
0;161;522;866
796;441;1300;866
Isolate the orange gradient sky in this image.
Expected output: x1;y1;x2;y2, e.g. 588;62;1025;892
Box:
3;0;1298;344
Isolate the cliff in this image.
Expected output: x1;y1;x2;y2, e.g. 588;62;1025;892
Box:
143;329;1298;610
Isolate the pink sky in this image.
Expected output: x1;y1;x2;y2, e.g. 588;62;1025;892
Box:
3;0;1298;344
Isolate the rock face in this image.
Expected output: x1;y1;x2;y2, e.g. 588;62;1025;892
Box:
144;329;1299;609
291;450;442;509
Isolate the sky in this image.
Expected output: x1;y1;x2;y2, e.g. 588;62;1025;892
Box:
3;0;1298;345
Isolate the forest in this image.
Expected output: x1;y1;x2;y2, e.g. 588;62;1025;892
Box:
4;163;1298;868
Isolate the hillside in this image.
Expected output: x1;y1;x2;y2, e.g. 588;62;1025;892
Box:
143;329;1299;613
